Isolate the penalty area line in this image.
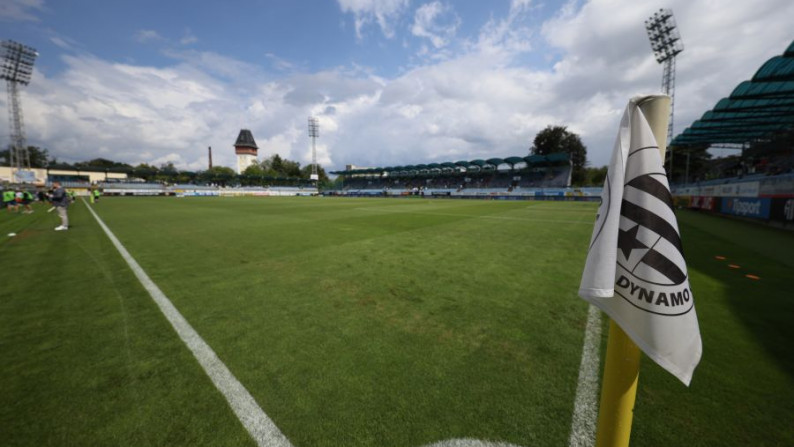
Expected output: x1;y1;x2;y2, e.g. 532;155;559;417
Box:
567;304;602;447
83;200;292;447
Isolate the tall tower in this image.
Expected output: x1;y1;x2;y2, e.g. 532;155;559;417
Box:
646;9;684;175
308;117;319;181
1;40;38;182
234;129;258;174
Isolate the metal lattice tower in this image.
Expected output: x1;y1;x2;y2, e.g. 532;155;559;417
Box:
645;9;683;174
1;40;37;181
308;117;319;181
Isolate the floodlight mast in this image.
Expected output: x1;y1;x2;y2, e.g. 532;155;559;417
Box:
1;40;38;182
645;9;683;177
308;116;319;181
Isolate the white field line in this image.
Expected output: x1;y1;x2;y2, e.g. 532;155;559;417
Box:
420;439;525;447
83;200;292;447
567;305;602;447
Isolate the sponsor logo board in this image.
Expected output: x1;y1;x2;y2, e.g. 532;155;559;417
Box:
720;197;771;219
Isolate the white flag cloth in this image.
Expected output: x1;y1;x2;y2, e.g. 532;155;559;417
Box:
579;97;702;386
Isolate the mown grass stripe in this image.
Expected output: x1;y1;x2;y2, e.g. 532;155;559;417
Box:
84;200;292;447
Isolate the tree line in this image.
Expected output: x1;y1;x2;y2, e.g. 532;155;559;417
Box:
1;147;332;188
530;125;711;186
3;125;715;188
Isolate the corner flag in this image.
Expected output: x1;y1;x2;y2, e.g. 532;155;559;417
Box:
579;96;702;386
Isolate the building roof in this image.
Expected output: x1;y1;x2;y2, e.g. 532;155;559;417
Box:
234;129;258;149
671;39;794;147
330;152;570;175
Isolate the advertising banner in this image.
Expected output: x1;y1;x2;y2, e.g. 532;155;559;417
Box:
690;196;716;211
536;189;565;197
720;197;771;219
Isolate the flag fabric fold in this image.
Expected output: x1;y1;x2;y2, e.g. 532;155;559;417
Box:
579;96;702;386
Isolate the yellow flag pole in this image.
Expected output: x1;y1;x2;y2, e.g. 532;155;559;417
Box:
595;95;670;447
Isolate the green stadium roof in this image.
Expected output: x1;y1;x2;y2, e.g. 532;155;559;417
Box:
671;39;794;147
524;154;547;164
330;152;571;175
486;157;505;167
503;156;525;166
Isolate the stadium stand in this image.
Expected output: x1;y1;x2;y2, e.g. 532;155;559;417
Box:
330;153;576;199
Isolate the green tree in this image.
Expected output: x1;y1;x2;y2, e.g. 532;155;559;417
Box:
258;154;307;182
667;144;712;184
281;159;301;177
74;158;132;170
531;125;588;185
241;164;266;186
154;162;179;183
175;171;196;184
0;146;56;168
583;166;608;186
243;163;265;177
132;163;159;182
198;166;236;186
300;164;330;183
261;154;284;175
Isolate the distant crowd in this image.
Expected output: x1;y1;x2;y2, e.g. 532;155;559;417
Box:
1;185;101;213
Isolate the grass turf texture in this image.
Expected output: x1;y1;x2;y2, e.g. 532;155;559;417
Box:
1;197;792;446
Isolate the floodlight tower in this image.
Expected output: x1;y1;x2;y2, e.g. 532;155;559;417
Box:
1;40;38;182
645;8;683;175
308;116;319;181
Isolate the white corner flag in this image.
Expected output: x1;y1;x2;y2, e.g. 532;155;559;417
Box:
579;97;702;386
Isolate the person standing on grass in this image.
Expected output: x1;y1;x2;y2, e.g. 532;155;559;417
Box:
93;188;100;203
2;188;16;213
21;190;35;214
15;188;24;211
51;181;69;231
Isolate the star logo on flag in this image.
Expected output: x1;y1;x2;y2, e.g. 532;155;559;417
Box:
618;224;647;259
618;171;687;286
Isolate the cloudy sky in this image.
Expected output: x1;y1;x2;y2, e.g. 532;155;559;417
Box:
2;0;793;172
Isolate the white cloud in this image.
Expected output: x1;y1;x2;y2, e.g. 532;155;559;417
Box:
337;0;409;39
411;2;461;49
540;0;794;165
265;53;295;71
470;0;534;61
0;0;44;22
134;29;163;43
180;29;198;45
3;0;794;175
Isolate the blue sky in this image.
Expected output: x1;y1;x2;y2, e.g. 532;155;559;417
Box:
2;0;793;172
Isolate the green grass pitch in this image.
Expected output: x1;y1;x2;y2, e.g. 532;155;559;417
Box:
1;196;792;446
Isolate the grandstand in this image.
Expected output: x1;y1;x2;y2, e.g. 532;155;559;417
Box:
669;39;794;228
330;153;579;199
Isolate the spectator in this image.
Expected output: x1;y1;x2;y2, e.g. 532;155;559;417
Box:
21;189;35;214
51;181;70;231
3;188;16;213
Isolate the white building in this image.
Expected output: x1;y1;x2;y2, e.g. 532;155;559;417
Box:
234;129;258;174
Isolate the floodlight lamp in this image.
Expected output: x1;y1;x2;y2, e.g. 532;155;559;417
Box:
308;116;320;138
1;39;38;85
